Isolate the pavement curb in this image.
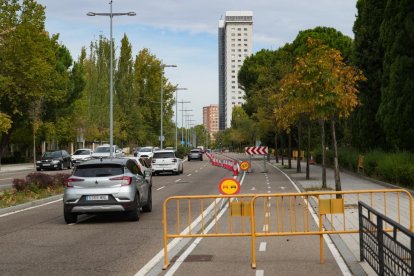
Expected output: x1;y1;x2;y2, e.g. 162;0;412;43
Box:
0;194;63;216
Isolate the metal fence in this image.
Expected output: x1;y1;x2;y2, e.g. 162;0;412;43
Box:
162;189;413;270
359;201;414;275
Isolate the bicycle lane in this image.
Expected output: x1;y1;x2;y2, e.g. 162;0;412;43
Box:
158;157;348;276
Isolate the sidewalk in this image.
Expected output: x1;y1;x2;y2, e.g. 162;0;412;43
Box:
0;163;35;173
272;159;411;276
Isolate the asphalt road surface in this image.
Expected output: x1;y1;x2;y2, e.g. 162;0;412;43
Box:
0;155;348;276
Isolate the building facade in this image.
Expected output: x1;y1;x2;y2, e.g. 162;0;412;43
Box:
203;104;219;143
218;11;253;130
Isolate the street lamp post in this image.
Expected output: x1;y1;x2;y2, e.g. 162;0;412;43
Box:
87;1;135;158
160;64;177;150
183;113;193;147
174;88;188;150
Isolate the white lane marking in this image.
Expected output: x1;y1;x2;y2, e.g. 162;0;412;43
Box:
250;187;256;191
256;270;264;276
262;225;268;231
272;164;352;276
267;187;271;189
160;172;247;276
165;197;230;276
0;198;62;218
187;174;192;176
174;179;181;183
280;186;286;190
135;172;246;276
267;191;271;193
265;212;270;217
267;203;271;207
135;197;224;276
259;242;267;252
195;170;198;173
156;186;165;191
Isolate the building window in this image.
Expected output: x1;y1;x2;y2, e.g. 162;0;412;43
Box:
244;49;248;52
244;28;247;31
244;39;247;41
238;33;241;36
244;33;248;36
231;70;235;73
238;39;241;41
238;28;241;31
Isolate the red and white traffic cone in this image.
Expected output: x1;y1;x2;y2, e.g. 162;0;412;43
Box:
310;155;315;165
233;162;239;176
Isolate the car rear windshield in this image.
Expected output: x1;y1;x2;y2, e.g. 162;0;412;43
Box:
74;164;124;177
139;148;152;152
95;146;111;153
191;150;200;153
153;152;175;159
74;149;90;155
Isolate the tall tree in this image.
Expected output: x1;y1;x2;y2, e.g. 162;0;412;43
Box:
351;0;386;150
377;0;414;150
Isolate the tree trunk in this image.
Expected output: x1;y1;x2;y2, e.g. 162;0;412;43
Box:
296;122;302;173
320;119;327;189
306;124;310;180
331;119;342;197
281;134;284;166
288;132;292;169
274;130;279;163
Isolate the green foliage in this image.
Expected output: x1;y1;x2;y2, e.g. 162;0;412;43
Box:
337;147;359;172
375;0;414;151
351;0;387;150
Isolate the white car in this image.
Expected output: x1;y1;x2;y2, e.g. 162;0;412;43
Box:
151;150;183;175
91;144;124;159
71;148;93;166
125;156;153;185
136;146;155;159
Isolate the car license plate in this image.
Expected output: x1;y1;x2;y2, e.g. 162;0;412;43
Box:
86;195;108;201
42;163;50;166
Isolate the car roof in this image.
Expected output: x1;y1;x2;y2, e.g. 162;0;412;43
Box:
154;150;175;153
75;148;92;151
77;158;128;166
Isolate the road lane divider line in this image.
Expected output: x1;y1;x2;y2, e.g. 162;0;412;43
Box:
157;186;166;191
174;179;181;183
256;270;264;276
259;242;267;252
271;163;351;276
195;170;198;173
187;174;192;176
0;198;62;218
262;225;268;232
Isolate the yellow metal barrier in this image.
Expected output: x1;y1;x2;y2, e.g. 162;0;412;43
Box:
162;189;413;270
162;194;255;269
250;189;413;268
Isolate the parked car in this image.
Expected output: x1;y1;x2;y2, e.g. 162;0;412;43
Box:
188;148;203;161
136;146;155;159
36;150;72;171
63;158;152;224
71;148;93;166
151;150;183;175
91;144;124;159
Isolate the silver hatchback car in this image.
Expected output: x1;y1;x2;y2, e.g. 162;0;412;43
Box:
63;158;152;224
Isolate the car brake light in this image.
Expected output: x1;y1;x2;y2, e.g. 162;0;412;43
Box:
66;177;84;187
109;176;132;186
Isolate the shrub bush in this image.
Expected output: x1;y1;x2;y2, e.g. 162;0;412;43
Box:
12;178;28;191
26;172;53;189
338;147;359;172
52;173;71;187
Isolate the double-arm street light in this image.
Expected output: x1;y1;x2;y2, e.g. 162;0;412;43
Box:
87;1;135;158
174;88;188;150
160;64;177;150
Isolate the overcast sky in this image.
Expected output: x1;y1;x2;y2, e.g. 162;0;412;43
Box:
37;0;357;125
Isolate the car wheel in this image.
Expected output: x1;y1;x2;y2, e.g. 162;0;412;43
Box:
127;193;140;221
64;211;77;224
36;168;41;171
142;187;152;213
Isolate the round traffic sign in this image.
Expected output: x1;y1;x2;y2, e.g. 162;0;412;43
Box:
218;178;241;195
240;161;250;171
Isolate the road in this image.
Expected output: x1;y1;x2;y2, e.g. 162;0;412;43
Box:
0;156;347;276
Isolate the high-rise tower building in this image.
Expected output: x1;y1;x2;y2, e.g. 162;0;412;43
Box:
218;11;253;130
203;104;219;142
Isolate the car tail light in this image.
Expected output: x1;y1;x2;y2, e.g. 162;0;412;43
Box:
66;177;84;187
172;159;177;163
109;176;132;186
